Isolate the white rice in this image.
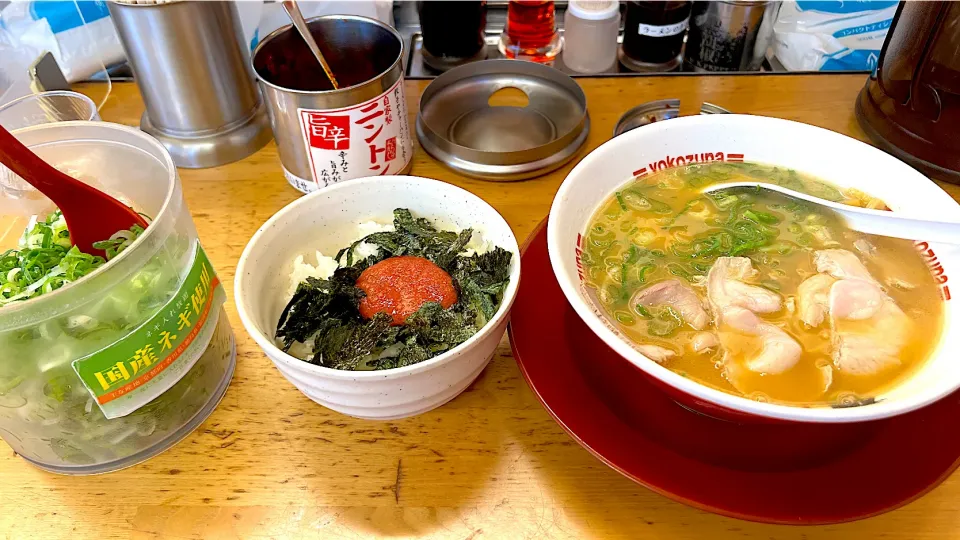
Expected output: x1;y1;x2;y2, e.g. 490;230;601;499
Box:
462;232;494;257
287;252;340;298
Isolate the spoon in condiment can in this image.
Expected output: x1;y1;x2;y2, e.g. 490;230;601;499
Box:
0;124;148;256
282;0;340;90
702;181;960;245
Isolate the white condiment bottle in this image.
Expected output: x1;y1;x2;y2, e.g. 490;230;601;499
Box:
562;0;621;74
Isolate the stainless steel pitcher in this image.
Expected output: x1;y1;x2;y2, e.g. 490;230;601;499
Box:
108;0;272;168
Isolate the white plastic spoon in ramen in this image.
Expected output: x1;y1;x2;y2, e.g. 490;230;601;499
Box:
702;182;960;245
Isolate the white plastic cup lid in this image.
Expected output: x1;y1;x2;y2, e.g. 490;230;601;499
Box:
567;0;620;21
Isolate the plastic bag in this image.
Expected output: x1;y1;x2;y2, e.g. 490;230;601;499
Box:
0;1;125;83
0;24;39;106
770;1;898;72
235;0;263;54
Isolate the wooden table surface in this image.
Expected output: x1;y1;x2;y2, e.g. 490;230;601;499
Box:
3;75;959;539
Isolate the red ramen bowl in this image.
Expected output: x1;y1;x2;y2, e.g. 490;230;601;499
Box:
548;114;960;424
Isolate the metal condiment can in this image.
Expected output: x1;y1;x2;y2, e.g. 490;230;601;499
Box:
684;0;772;72
253;15;414;193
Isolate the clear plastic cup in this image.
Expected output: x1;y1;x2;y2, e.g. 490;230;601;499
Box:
0;91;101;220
0;122;236;474
0;91;100;130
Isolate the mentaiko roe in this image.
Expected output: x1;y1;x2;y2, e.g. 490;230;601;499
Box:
356;256;458;325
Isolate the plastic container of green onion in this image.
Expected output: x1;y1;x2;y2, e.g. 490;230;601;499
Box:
0;122;235;474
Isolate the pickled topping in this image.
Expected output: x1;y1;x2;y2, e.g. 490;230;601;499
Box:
357;256;458;325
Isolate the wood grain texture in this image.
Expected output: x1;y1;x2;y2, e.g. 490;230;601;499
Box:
3;75;960;539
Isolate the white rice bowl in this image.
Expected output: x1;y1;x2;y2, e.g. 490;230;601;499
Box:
234;175;520;420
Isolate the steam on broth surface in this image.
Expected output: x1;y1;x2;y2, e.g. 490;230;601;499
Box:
580;161;943;407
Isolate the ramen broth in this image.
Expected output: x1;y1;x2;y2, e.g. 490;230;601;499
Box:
580;161;943;407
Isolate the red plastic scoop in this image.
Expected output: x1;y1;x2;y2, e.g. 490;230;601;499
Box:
0;124;148;256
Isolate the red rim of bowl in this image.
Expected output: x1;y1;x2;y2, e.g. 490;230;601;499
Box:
509;219;960;525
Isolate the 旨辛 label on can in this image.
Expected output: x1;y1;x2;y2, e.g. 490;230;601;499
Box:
295;77;414;192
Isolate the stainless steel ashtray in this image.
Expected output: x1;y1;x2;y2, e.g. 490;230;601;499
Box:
613;99;731;137
416;59;589;181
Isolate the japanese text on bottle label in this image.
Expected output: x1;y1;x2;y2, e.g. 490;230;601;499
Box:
637;20;689;37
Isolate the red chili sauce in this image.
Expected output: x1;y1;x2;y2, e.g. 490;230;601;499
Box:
356;256;458;325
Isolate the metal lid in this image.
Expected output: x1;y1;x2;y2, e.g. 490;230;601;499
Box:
613;99;731;137
567;0;620;21
416;59;589;181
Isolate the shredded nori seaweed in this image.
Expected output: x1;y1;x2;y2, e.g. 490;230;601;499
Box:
276;209;512;371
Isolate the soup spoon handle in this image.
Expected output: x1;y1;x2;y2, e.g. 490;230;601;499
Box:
704;182;960;246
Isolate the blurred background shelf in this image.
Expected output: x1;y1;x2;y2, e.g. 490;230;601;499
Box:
393;0;870;79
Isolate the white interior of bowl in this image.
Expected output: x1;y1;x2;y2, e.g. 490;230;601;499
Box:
235;175;521;379
548;114;960;423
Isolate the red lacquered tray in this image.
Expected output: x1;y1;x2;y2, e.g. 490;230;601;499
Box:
508;220;960;525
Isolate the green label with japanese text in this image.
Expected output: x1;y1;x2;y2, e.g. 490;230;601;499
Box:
72;242;225;419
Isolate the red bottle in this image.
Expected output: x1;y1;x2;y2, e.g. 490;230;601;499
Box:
499;0;562;62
